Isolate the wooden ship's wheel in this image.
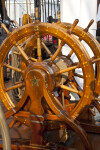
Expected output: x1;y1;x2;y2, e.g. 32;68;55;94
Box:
0;19;96;149
22;19;100;118
0;0;99;147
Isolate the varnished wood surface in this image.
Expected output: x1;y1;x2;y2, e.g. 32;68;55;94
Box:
0;19;100;150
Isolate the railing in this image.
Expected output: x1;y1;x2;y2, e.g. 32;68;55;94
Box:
5;0;60;24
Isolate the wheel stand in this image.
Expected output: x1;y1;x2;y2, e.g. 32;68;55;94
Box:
0;111;68;150
0;109;99;150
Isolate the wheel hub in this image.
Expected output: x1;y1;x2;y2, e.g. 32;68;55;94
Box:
22;62;55;114
22;57;70;114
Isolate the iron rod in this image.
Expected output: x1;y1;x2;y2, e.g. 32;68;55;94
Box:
53;0;56;19
51;0;52;16
26;0;29;23
39;0;41;22
48;0;49;41
42;0;44;22
9;0;10;18
14;0;16;21
44;0;46;22
48;0;49;19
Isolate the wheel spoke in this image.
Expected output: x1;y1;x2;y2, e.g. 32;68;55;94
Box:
29;57;37;62
4;82;25;92
14;81;23;85
3;63;22;73
41;41;52;57
1;23;11;36
9;120;16;128
67;19;79;34
37;36;42;61
68;82;78;90
65;103;76;109
15;43;29;61
58;84;79;94
94;97;100;102
68;50;74;57
55;65;78;76
74;73;83;78
51;41;65;61
68;82;83;97
13;51;21;55
84;19;94;32
92;57;100;63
